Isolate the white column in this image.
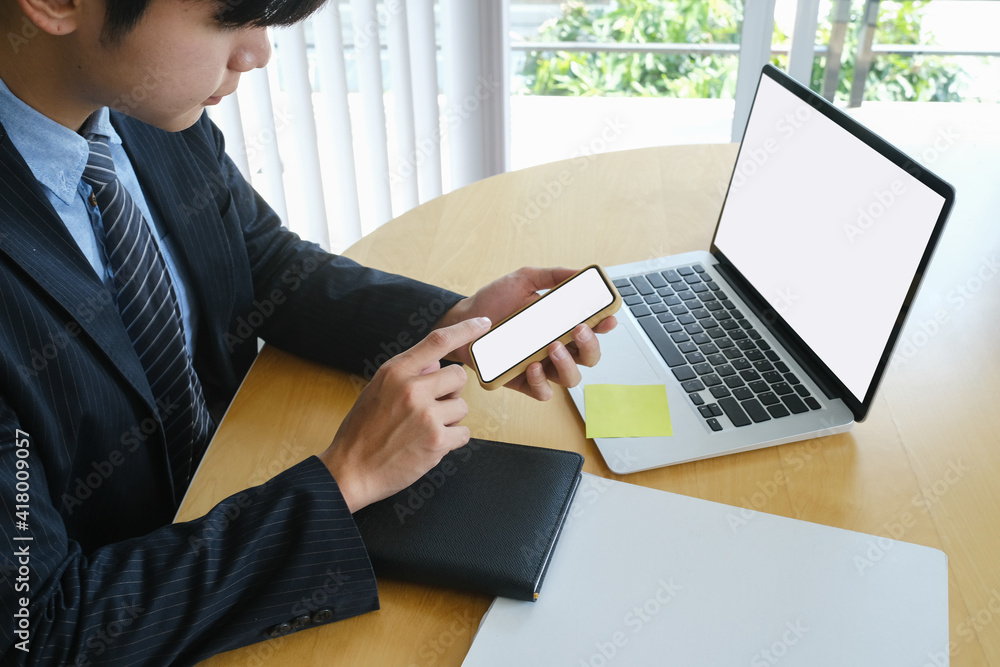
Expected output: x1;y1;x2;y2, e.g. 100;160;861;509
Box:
787;0;822;85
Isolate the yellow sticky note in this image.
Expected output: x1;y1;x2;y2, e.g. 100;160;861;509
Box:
584;384;673;439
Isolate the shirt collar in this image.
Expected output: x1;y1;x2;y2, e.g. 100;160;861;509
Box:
0;76;123;206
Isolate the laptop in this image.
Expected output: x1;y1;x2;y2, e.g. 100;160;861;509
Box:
569;65;955;474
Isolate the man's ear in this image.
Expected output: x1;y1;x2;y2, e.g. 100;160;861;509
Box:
15;0;81;36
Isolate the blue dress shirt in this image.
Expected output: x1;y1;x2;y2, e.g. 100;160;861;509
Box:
0;76;198;353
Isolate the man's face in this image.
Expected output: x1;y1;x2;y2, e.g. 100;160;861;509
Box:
73;0;271;131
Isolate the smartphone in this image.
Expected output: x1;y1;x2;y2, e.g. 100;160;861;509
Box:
469;265;622;390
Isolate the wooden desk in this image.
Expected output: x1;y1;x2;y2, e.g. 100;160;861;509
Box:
180;144;1000;666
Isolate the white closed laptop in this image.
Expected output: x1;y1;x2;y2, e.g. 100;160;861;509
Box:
569;65;955;474
461;474;949;666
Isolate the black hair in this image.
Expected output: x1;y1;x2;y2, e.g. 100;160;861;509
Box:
102;0;328;44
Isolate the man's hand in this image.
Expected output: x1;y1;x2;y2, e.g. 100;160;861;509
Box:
437;267;618;401
319;317;491;512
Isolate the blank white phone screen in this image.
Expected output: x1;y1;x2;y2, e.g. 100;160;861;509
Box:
472;268;613;383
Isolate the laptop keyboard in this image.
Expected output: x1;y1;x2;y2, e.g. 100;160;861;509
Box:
614;264;822;432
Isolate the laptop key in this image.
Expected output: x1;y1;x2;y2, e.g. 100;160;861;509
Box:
651;303;668;314
638;315;686;367
657;313;676;323
672;366;696;381
646;273;668;289
772;382;794;396
710;385;731;399
749;381;769;394
691;333;712;345
664;322;683;333
758;392;780;406
678;341;698;353
767;404;791;419
624;295;643;306
757;340;772;351
684;274;702;285
678;314;696;325
707;328;727;340
745;349;765;361
706;281;720;290
716;364;737;377
741;398;771;423
657;286;674;296
613;279;632;289
707;353;727;365
804;396;821;410
706;301;724;311
732;357;751;369
663;269;682;283
677;266;694;276
794;384;811;397
733;387;754;401
698;291;716;302
682;379;705;393
707;418;723;432
721;320;740;330
753;360;774;372
708;403;723;417
698;405;715;419
617;285;637;297
690;393;705;406
730;330;748;340
702;374;723;387
664;295;682;306
691;309;712;320
670;332;690;343
780;394;809;414
686;352;706;364
775;361;790;373
718;397;752;427
765;350;780;361
693;363;713;375
630;304;651;317
699;343;720;355
748;330;762;340
716;338;735;349
677;291;697;301
693;264;706;273
739;369;761;382
691;283;709;293
629;275;655;295
732;309;745;319
644;294;660;305
724;375;745;389
763;371;783;384
784;372;800;385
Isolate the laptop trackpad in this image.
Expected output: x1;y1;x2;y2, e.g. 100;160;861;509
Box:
581;321;669;386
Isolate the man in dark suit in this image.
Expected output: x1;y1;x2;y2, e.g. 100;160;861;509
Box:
0;0;615;663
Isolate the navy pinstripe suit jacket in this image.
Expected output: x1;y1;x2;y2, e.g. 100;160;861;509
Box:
0;111;461;665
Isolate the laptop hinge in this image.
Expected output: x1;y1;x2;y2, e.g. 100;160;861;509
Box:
713;261;843;402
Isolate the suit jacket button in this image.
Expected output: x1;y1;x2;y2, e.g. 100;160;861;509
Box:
311;609;333;624
290;614;312;630
266;622;292;638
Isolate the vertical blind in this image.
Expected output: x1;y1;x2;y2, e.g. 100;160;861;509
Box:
209;0;509;254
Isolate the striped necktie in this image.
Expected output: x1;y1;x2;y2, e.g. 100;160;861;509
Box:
81;134;212;501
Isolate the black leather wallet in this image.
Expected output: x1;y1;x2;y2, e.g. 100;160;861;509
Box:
352;438;584;601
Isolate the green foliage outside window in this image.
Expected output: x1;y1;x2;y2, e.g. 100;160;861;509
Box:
517;0;970;102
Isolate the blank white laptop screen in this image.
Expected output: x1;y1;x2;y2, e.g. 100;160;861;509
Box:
713;75;947;402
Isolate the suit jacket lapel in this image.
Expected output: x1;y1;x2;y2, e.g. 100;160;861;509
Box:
0;124;158;413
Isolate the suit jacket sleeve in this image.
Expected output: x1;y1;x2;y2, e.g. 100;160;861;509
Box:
0;392;379;666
